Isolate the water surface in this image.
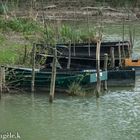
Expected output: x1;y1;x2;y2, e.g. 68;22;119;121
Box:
0;78;140;140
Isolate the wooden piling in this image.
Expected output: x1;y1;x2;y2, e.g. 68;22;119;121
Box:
118;42;122;67
103;53;108;90
1;66;5;91
110;47;115;68
96;40;101;98
0;66;2;99
0;66;6;95
31;43;36;92
49;47;57;103
67;41;71;69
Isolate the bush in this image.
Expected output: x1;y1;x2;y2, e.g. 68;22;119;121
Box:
67;82;85;96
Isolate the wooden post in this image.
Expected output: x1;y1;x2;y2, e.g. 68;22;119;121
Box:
31;43;36;92
118;42;122;67
1;66;5;91
0;66;2;99
96;40;101;98
127;42;131;58
67;42;71;69
110;47;115;68
49;47;57;103
103;53;108;90
122;18;126;58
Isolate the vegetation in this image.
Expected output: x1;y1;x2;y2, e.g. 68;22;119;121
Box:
0;16;97;65
67;82;85;96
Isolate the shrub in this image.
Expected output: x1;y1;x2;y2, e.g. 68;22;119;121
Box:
67;82;85;96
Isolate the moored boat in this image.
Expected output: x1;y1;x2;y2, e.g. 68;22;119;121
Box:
6;67;108;90
37;41;131;69
107;68;135;86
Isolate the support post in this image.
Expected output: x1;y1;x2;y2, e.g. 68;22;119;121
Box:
103;53;108;90
96;40;101;98
127;43;131;58
1;66;5;91
110;47;115;68
49;47;57;103
0;66;2;99
122;43;126;59
118;42;122;67
31;43;36;92
67;41;71;69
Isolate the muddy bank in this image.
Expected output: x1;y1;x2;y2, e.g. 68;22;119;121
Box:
6;5;139;23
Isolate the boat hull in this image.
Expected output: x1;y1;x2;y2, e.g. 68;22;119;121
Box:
6;67;107;90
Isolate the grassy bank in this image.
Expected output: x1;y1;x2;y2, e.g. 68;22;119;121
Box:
0;17;43;65
0;17;98;65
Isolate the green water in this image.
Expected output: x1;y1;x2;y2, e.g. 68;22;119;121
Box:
0;77;140;140
0;84;140;140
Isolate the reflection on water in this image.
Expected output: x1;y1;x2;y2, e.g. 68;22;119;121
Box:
0;77;140;140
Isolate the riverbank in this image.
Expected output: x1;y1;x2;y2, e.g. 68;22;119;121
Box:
2;6;140;23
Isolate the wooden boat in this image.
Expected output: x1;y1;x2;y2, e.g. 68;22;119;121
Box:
55;41;130;58
6;67;107;90
15;41;133;89
37;41;131;69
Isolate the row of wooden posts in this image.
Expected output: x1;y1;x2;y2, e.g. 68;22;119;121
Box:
31;41;109;102
0;41;121;102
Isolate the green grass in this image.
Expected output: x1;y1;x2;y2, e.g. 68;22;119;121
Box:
0;37;32;65
0;18;43;34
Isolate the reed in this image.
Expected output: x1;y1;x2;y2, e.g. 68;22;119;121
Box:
67;82;85;96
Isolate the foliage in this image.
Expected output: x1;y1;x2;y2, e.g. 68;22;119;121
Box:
0;3;8;15
59;25;73;43
67;82;85;96
0;17;97;65
7;18;41;34
43;26;57;45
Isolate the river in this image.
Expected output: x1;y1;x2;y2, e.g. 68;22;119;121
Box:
0;22;140;140
0;82;140;140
